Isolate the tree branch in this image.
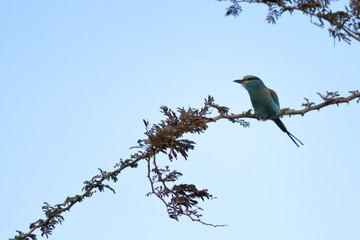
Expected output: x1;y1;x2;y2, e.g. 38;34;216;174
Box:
11;152;149;240
217;0;360;43
283;92;360;116
207;92;360;122
10;91;359;239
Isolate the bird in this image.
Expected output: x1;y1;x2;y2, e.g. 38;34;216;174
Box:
234;75;304;147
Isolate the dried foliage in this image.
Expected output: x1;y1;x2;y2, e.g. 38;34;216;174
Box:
10;91;360;239
138;97;228;226
9;97;230;240
217;0;360;43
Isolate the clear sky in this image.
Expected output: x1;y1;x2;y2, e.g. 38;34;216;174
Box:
1;1;359;240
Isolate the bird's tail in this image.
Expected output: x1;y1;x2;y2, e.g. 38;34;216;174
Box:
273;118;304;147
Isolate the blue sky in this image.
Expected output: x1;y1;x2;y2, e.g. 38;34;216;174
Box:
1;1;359;240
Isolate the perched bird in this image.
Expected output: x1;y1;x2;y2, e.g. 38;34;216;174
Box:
234;75;303;147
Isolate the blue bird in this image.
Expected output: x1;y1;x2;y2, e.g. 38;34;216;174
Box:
234;75;303;147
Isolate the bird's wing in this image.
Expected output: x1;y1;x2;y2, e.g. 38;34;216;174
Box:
269;88;280;107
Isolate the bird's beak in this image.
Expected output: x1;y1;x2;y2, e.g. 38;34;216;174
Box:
233;79;244;84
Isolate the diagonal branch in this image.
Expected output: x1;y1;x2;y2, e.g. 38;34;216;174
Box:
11;152;150;240
11;92;359;239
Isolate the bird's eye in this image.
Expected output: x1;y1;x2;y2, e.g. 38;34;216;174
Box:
243;76;257;82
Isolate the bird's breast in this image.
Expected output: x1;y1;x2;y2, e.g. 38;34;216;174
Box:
249;90;281;119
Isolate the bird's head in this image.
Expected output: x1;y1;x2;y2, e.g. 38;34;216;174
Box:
233;75;264;89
